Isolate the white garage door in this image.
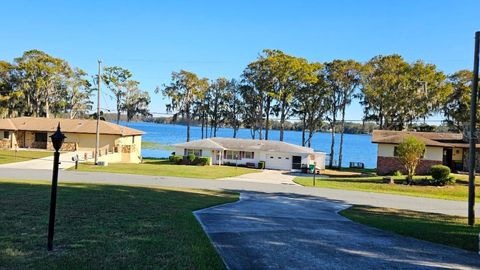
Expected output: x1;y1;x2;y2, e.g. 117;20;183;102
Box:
265;154;292;170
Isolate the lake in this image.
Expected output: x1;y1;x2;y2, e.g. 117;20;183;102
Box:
121;121;378;168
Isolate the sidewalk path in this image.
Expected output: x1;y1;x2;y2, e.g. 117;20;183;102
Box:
195;193;480;270
0;168;477;217
0;151;85;170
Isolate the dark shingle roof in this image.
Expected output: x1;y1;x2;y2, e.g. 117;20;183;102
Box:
372;130;463;147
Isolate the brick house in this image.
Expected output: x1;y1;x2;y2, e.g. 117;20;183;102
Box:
372;130;473;175
0;117;144;163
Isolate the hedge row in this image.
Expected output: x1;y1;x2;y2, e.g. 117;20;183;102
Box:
168;155;211;166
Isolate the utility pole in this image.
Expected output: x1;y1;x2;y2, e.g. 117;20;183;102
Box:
468;31;480;226
95;60;102;165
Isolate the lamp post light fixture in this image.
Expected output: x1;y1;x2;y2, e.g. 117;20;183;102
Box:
47;123;66;251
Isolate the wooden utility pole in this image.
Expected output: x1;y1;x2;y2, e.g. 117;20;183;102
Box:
468;31;479;226
95;60;102;165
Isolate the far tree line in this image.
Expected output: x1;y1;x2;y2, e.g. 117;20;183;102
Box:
0;49;476;168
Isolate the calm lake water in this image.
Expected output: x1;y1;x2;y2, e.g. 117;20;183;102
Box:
121;121;378;168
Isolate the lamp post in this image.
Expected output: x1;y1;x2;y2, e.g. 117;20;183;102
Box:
47;124;66;251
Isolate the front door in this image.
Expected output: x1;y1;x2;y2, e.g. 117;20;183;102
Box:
292;156;302;170
443;148;453;170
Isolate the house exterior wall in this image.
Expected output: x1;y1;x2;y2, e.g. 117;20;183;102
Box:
0;129;141;163
0;129;14;149
424;146;443;161
377;144;395;157
377;143;442;161
377;143;443;175
377;156;441;175
452;147;463;161
174;146;325;170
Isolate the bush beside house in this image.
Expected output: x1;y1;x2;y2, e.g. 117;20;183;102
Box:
430;165;456;186
168;155;211;166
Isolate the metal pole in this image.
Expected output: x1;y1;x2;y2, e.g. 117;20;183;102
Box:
95;60;101;165
468;31;480;226
47;150;60;251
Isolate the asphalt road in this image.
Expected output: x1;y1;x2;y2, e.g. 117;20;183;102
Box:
195;193;480;270
0;168;477;217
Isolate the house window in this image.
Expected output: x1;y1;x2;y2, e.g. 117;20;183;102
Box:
35;132;47;142
3;131;9;139
244;151;254;159
225;150;240;160
185;149;202;156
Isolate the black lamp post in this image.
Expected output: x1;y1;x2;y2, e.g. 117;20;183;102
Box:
47;123;66;251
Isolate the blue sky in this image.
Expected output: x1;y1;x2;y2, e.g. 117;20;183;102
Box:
1;0;478;122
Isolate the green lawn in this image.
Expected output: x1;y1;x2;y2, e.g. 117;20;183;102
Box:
0;179;237;269
294;175;479;201
0;150;51;164
341;205;480;252
73;159;259;179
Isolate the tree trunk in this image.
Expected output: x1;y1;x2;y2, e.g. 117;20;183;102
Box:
279;112;285;141
379;103;384;130
116;95;121;124
233;127;238;138
329;114;336;168
45;96;49;118
201;112;205;139
338;106;347;169
205;115;209;138
265;96;271;140
301;112;306;146
186;106;191;142
307;129;313;148
279;95;287;142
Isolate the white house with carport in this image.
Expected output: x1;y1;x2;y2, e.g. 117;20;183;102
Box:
174;137;326;171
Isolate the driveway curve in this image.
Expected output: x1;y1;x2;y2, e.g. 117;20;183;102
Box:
195;193;480;270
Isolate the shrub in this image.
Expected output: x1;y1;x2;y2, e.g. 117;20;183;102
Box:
187;154;196;164
396;136;426;184
198;157;211;166
392;170;402;177
431;165;450;180
170;155;183;164
430;165;455;186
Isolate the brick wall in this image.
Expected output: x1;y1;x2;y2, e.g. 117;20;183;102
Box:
377;156;441;175
47;142;77;151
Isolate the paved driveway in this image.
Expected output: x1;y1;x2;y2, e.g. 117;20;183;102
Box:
221;169;299;185
195;193;480;270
